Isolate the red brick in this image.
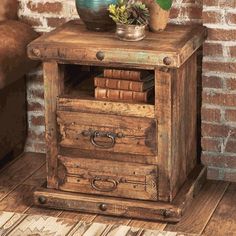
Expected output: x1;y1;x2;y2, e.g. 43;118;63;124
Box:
225;109;236;122
201;108;221;122
203;43;223;57
226;12;236;25
203;91;236;107
229;46;236;57
203;11;222;24
202;123;236;138
27;102;44;112
203;61;236;74
202;75;223;88
30;116;45;126
226;78;236;90
203;0;236;8
225;140;236;153
207;28;236;41
170;6;202;20
27;1;63;14
201;138;221;152
47;18;67;28
202;154;236;168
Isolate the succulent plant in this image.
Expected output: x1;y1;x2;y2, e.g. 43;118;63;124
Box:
108;0;149;25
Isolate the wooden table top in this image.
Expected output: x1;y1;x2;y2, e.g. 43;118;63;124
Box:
28;20;206;68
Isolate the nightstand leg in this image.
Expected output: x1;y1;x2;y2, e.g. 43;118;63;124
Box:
43;62;64;189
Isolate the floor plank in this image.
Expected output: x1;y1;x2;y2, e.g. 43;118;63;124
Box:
24;164;63;217
0;184;35;213
59;211;96;222
128;219;167;231
164;180;229;235
0;153;45;200
202;183;236;236
94;215;131;225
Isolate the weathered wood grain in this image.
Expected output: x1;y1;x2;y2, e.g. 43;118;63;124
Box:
93;215;131;226
58;155;158;201
43;62;64;189
202;183;236;236
155;53;198;202
128;219;166;231
0;153;45;200
165;181;229;234
28;21;206;68
155;68;172;202
57;111;157;156
58;98;155;119
33;188;182;222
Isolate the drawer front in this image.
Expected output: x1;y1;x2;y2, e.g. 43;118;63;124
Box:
58;155;158;201
57;111;157;156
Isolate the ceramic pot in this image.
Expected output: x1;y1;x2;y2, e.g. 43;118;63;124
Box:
142;0;170;32
116;24;146;41
75;0;116;31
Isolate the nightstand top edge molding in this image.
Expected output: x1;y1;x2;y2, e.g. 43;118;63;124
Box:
28;20;207;68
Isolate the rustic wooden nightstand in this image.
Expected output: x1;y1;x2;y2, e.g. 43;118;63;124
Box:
28;20;207;222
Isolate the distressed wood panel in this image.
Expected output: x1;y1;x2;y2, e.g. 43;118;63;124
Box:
43;62;64;189
28;21;206;68
57;111;157;156
58;98;155;119
58;155;158;201
155;53;198;202
33;188;182;222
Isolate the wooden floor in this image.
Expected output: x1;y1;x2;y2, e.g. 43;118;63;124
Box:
0;152;235;235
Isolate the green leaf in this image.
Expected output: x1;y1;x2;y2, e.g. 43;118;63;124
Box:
155;0;172;10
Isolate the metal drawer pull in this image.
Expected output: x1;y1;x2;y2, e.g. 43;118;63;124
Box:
82;130;124;149
91;177;118;192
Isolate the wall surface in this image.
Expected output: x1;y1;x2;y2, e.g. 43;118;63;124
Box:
18;0;236;181
201;0;236;181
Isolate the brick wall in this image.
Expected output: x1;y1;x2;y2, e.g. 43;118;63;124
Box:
18;0;236;181
202;0;236;181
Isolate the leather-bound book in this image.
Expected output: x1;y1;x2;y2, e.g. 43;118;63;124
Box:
104;69;150;81
94;74;154;92
95;87;154;103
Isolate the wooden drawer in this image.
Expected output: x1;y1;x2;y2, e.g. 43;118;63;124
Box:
57;111;157;156
58;155;158;201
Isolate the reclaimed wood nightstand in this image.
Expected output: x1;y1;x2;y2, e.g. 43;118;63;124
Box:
28;20;207;222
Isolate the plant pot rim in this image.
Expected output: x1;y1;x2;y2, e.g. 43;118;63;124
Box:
116;23;147;28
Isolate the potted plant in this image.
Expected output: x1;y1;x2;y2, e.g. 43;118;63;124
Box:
108;0;149;41
142;0;172;32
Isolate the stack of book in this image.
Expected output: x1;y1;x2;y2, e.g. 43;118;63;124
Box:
94;69;154;103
